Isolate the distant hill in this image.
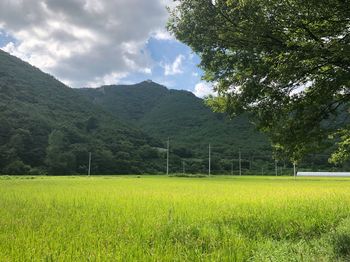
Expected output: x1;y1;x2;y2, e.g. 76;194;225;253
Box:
78;82;272;166
0;50;164;175
1;50;343;175
79;82;350;173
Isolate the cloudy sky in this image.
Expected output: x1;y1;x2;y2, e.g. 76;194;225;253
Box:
0;0;214;97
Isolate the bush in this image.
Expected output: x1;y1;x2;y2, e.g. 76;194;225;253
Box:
3;160;31;175
29;167;47;176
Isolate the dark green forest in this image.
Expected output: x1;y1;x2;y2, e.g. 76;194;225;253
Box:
0;50;347;175
79;82;350;173
78;83;271;155
78;82;275;173
0;50;164;175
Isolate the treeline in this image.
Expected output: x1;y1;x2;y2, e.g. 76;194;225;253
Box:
0;115;166;175
1;114;347;175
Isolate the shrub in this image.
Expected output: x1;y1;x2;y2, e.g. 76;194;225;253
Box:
29;167;47;176
3;160;31;175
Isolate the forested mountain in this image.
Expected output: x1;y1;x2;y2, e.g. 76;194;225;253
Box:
0;50;344;175
0;50;164;175
78;82;272;169
79;83;350;172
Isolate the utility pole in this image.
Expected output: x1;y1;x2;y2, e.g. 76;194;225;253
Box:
88;152;91;176
239;150;242;176
166;138;169;175
250;155;254;173
208;144;211;176
275;160;278;176
182;160;185;175
231;160;233;176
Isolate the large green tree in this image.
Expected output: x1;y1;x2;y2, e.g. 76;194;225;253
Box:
168;0;350;163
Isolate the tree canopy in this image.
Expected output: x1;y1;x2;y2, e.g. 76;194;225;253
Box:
168;0;350;163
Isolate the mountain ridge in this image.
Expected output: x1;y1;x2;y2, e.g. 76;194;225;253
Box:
0;50;164;175
77;81;272;161
0;49;346;174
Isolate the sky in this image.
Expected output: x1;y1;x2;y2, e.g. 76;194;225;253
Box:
0;0;214;98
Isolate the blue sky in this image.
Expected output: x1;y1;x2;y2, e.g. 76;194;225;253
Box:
121;37;203;91
0;31;15;47
0;0;214;97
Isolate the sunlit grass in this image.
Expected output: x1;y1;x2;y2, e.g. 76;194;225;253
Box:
1;175;350;261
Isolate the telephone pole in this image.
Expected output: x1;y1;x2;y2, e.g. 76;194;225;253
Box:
208;144;211;176
166;138;169;175
239;150;242;176
231;160;233;176
88;152;91;176
275;160;278;176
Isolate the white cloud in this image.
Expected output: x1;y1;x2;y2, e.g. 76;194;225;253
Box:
193;82;217;98
164;54;185;76
0;0;170;87
154;78;176;88
151;29;174;41
86;72;129;88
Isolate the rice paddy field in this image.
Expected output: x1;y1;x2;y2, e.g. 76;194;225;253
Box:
1;175;350;261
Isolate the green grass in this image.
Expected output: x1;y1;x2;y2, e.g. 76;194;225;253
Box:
1;176;350;261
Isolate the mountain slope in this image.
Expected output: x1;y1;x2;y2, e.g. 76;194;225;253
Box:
0;50;163;175
81;81;169;122
78;82;272;161
79;82;350;173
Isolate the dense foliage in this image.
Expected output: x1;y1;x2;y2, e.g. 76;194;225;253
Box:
0;50;164;175
79;82;273;173
79;82;350;172
168;0;350;163
0;50;346;175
